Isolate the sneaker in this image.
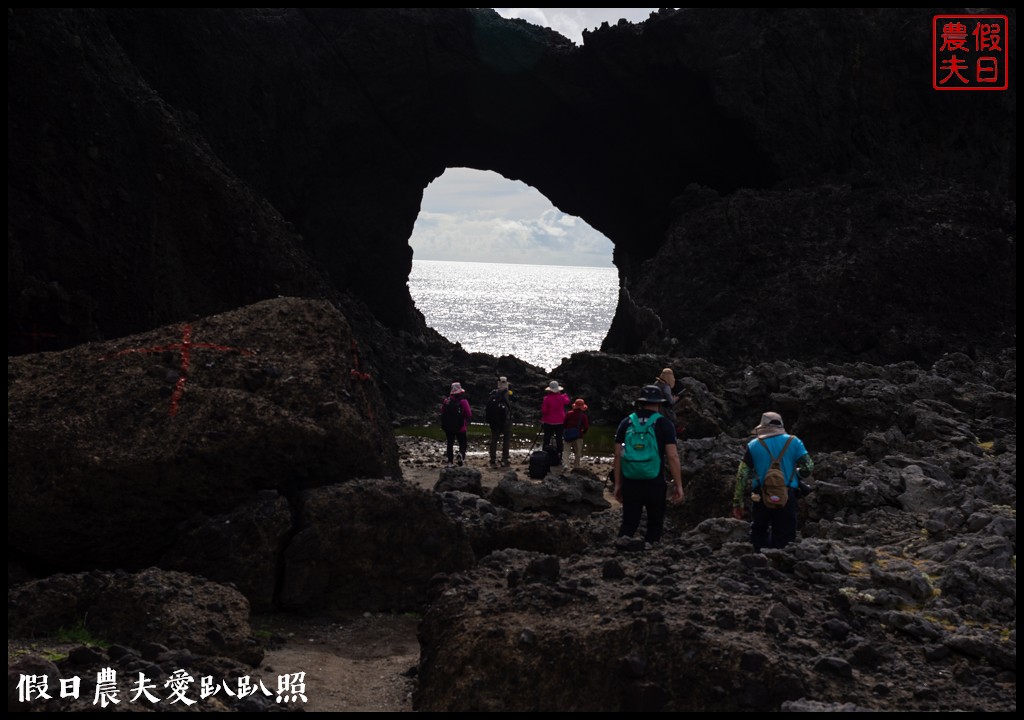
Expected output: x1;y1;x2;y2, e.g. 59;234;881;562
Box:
488;460;497;468
500;459;511;467
456;452;464;467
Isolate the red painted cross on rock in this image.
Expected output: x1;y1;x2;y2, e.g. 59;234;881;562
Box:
101;324;254;416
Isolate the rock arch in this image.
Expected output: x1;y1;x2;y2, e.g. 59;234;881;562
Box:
8;8;1014;363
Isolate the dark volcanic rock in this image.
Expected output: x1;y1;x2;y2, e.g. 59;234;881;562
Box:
490;470;610;516
627;175;1015;367
8;568;262;665
436;490;589;560
434;466;484;496
414;354;1015;712
415;535;1015;712
8;8;1014;374
279;479;474;612
160;491;293;612
7;298;400;572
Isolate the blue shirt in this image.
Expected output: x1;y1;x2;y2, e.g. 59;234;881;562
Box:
744;434;808;489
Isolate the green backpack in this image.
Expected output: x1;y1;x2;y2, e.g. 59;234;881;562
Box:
621;412;663;480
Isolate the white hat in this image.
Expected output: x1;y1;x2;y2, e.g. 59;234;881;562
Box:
751;411;785;438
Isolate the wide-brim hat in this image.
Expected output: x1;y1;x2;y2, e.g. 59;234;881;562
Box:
497;376;509;390
545;380;564;393
450;382;465;396
636;385;668;404
573;398;588;411
751;411;785;438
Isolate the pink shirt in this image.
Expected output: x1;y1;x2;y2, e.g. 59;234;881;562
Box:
440;396;472;433
540;392;570;424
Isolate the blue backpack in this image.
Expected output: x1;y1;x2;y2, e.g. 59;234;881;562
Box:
621;412;663;480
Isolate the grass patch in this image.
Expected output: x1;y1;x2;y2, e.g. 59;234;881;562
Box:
396;422;618;456
56;619;108;648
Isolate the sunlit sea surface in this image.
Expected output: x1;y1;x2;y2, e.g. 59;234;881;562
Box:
409;260;619;371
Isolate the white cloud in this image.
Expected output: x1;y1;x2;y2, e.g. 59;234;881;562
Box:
410;169;613;267
494;7;663;44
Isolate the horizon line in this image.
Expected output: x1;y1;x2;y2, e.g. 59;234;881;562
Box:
412;257;616;270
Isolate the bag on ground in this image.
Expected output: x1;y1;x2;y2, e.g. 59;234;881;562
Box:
528;448;551;479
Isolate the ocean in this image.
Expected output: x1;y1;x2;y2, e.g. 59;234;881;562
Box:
408;260;619;371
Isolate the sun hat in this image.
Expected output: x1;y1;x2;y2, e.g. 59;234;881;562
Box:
751;411;785;438
545;380;564;393
636;385;668;404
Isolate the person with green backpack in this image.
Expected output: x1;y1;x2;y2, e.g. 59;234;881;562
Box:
613;385;684;543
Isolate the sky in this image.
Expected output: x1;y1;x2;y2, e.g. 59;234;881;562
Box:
408;9;662;269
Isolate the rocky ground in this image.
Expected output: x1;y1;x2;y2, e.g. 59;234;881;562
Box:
8;436;619;714
8;338;1016;712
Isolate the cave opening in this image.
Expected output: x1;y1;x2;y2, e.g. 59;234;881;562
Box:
407;168;618;371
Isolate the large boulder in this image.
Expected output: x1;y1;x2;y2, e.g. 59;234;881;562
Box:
415;537;1015;712
8;568;262;665
437;490;589;559
490;470;610;516
8;297;400;571
160;491;293;612
280;479;474;612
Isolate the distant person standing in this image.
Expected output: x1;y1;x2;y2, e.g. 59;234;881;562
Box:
540;380;571;465
440;382;472;467
486;376;514;468
654;367;681;425
562;398;590;470
613;385;684;543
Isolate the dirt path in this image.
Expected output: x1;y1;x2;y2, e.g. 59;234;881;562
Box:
254;612;419;712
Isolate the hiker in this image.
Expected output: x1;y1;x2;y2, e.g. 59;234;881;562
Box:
486;376;514;467
613;385;684;543
654;367;681;424
732;411;813;551
563;398;590;470
440;382;472;467
540;380;571;465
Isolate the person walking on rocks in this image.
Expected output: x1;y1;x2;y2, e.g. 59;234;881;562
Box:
540;380;571;465
486;376;514;467
654;367;681;424
440;382;472;467
732;411;813;551
613;385;684;543
562;398;590;470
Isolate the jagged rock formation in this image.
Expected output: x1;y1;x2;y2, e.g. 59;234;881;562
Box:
5;8;1017;712
7;305;1016;711
411;351;1015;711
8;298;399;572
8;8;1014;372
279;479;475;612
8;568;262;666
